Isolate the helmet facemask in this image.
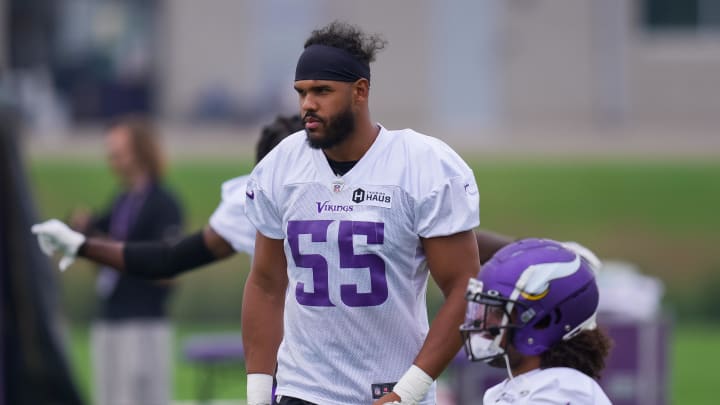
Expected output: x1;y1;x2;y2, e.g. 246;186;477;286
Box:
460;278;528;363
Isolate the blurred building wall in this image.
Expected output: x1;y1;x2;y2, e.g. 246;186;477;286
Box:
502;0;600;126
502;0;720;129
158;0;720;131
629;36;720;129
159;0;441;130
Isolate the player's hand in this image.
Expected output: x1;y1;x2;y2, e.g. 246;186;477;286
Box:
561;241;602;274
31;219;86;271
372;392;403;405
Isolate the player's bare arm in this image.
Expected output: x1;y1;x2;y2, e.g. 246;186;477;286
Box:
475;229;513;264
78;236;125;269
33;219;233;278
242;231;288;375
374;230;480;405
413;229;480;377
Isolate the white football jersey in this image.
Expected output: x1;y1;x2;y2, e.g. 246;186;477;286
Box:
484;367;612;404
245;125;480;405
208;175;256;255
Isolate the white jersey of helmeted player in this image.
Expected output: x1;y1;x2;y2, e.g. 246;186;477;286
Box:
245;125;480;405
484;367;612;405
209;174;256;255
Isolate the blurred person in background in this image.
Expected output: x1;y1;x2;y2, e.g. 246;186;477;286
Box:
460;238;612;404
66;116;182;405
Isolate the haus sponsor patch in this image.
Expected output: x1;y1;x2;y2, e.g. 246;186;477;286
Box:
351;187;392;209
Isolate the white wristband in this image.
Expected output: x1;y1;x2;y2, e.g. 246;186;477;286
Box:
246;373;273;405
393;365;433;405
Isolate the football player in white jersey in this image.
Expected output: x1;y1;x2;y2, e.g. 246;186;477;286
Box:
460;238;613;404
242;21;482;405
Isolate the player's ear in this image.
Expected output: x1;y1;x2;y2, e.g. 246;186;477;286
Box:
352;78;369;102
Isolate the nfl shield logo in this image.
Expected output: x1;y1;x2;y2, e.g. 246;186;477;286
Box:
332;182;344;193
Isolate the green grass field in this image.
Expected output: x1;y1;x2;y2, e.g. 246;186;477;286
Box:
30;157;720;282
29;157;720;403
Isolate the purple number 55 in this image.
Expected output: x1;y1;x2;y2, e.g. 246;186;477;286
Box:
287;220;388;307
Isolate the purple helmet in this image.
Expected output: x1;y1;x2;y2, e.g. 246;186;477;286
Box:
460;238;599;362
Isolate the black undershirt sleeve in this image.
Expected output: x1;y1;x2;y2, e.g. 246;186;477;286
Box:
123;231;218;279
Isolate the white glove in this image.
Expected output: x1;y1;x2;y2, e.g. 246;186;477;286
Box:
31;219;86;271
561;241;602;275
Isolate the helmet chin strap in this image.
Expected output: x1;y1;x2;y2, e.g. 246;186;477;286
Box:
503;353;515;381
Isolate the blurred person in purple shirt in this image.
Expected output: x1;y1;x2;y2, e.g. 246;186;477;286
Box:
70;116;183;405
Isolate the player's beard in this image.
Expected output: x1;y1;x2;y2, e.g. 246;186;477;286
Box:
305;105;355;150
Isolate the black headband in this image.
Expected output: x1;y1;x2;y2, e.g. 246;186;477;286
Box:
295;44;370;83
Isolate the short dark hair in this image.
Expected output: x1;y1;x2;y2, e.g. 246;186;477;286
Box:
540;328;613;380
304;21;387;65
256;114;304;163
108;115;165;179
